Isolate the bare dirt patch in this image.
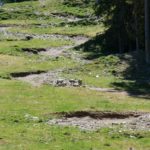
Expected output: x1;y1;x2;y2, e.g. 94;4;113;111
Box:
11;70;59;86
10;70;46;78
2;28;90;60
4;31;89;43
61;111;142;119
123;114;150;131
0;138;8;145
11;70;82;87
51;12;84;22
47;111;150;131
22;48;46;54
39;46;72;57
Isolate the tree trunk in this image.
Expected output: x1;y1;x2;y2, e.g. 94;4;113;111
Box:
118;33;124;53
135;14;139;52
145;0;150;63
134;1;139;52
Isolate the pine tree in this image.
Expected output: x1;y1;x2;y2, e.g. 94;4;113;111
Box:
145;0;150;63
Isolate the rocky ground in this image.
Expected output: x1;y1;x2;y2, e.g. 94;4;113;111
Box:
48;111;150;131
11;69;82;87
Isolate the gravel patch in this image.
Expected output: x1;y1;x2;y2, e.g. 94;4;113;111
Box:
47;111;150;131
12;69;82;87
123;114;150;131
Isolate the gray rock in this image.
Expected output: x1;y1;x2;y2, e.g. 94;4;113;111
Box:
55;79;67;87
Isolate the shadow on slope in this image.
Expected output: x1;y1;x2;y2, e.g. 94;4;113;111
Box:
111;52;150;99
74;35;117;60
74;34;150;99
72;24;150;99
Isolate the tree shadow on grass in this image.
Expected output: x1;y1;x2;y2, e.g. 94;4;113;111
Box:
74;30;150;99
111;52;150;99
74;32;118;60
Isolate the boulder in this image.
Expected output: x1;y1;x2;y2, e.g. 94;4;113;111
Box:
54;79;82;87
55;79;67;87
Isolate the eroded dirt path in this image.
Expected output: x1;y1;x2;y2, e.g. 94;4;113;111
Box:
2;23;148;97
11;69;62;87
1;27;89;59
48;111;150;131
6;26;92;86
11;69;83;87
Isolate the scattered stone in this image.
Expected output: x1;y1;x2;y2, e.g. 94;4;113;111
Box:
123;113;150;131
3;31;89;44
96;75;99;78
51;12;83;22
48;111;149;131
55;79;67;87
69;79;82;87
25;36;33;40
12;69;83;87
54;79;82;87
25;114;40;122
22;48;46;54
39;46;71;57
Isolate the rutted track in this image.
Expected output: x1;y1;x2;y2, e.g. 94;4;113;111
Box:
48;111;150;131
5;31;89;43
0;26;90;63
2;22;146;96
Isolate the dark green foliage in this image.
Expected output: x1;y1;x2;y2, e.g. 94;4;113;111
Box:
1;0;36;3
95;0;145;53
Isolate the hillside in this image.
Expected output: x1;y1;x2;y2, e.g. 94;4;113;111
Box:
0;0;150;150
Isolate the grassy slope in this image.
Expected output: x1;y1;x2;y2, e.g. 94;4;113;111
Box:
0;0;150;150
0;54;76;78
0;39;73;55
0;79;150;150
9;24;105;37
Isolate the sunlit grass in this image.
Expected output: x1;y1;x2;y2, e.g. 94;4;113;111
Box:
0;54;77;78
9;24;105;37
0;0;150;150
0;39;73;55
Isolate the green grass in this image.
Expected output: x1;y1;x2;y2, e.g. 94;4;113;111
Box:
9;24;105;37
2;0;94;18
61;55;123;87
1;79;150;114
0;39;73;55
0;124;149;150
0;18;64;25
0;0;150;149
0;79;150;150
0;54;77;78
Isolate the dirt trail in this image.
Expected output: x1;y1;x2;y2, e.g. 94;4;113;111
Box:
88;87;129;95
11;68;82;87
1;27;89;60
6;26;92;86
0;26;89;43
48;111;150;131
51;13;83;22
2;24;141;96
10;69;132;96
39;36;89;58
0;26;22;40
39;46;67;57
0;27;10;36
12;70;61;87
